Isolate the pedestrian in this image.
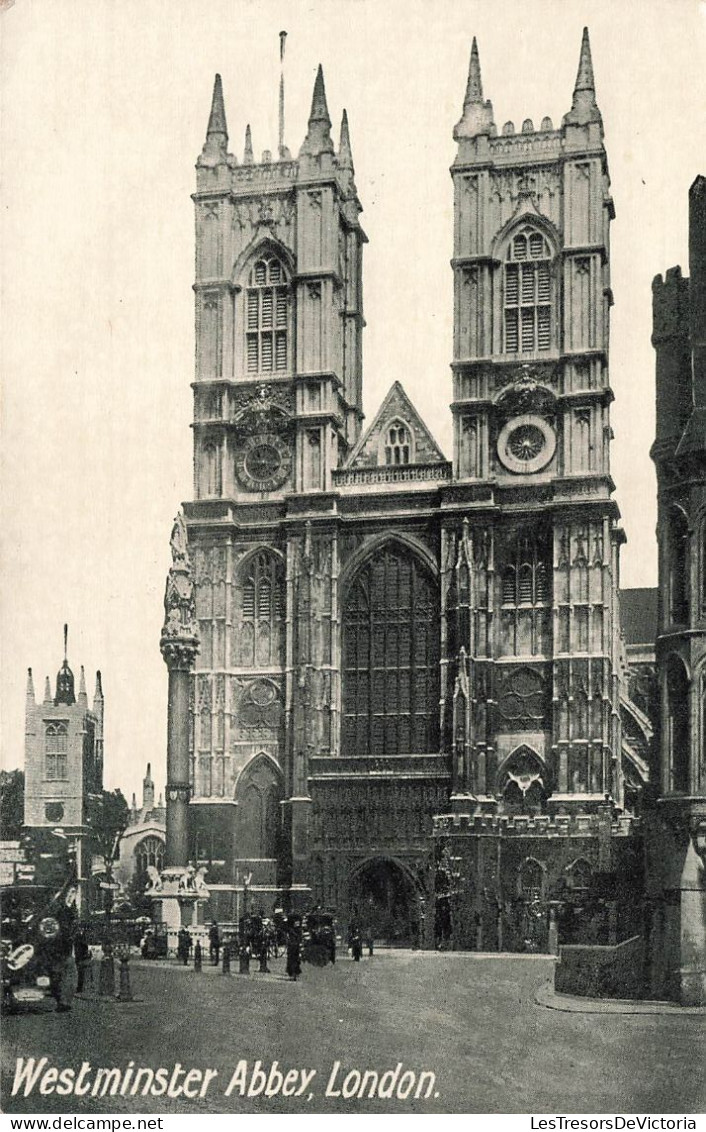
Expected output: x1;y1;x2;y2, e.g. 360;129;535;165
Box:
74;927;93;993
44;885;79;1012
365;931;374;957
177;926;192;965
285;916;302;981
208;921;220;966
349;923;362;962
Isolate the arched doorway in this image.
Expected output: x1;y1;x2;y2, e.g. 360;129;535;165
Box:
349;857;420;946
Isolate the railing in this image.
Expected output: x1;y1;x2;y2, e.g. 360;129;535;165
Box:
333;463;452;487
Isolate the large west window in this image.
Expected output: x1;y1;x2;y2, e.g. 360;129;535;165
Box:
342;546;439;756
504;227;552;354
245;256;289;375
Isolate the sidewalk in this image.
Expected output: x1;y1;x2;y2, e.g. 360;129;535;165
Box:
535;980;706;1015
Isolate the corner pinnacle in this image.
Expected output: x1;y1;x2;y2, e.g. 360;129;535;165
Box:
563;27;602;128
453;38;495;141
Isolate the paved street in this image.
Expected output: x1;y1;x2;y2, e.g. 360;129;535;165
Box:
2;952;704;1115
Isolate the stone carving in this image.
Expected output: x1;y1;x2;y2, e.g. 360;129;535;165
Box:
144;865;163;893
161;511;199;663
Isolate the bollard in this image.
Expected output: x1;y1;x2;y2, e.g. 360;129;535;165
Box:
222;943;231;975
115;951;133;1002
194;941;202;972
239;947;250;975
98;943;115;997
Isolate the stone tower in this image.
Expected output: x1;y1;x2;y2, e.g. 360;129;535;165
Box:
647;175;706;1005
24;628;104;907
180;65;366;918
434;30;642;951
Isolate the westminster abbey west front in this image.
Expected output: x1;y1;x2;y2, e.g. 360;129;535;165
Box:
170;30;656;949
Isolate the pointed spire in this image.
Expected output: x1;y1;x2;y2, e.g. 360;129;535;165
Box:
26;668;36;705
199;74;229;166
143;763;155;811
310;65;330;125
44;676;52;703
300;65;334;159
78;665;87;705
207;73;228;141
338;109;353;171
575;26;595;93
453;38;495;141
93;670;103;700
465;37;483;104
244;124;253;164
563;28;602;129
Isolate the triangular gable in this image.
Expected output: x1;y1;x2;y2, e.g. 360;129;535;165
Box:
345;381;447;469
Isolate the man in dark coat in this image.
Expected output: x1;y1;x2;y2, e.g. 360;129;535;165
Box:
208;921;220;966
177;927;192;965
285;917;302;981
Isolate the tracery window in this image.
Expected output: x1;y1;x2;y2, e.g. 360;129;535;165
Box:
342;546;439;756
501;532;551;606
384;421;411;465
245;256;289;375
518;857;544;900
134;836;164;882
45;721;68;780
504;227;552;354
237;551;284;668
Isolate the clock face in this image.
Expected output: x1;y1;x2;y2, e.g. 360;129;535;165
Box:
497;414;555;474
236;432;292;491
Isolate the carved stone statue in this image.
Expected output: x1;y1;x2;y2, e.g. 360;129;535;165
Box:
144;865;163;894
194;865;210;896
161;510;199;646
170;511;189;568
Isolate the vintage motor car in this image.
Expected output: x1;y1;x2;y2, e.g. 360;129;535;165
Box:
0;884;69;1011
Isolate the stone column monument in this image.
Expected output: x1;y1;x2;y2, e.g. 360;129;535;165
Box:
154;511;205;933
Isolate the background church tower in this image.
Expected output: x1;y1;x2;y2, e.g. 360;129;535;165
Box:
183;59;366;917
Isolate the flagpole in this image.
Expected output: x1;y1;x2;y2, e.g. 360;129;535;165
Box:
278;30;287;158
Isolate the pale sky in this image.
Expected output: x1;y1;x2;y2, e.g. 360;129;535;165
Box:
1;0;704;800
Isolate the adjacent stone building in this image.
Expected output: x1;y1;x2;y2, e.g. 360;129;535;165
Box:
113;763;166;894
646;175;706;1005
165;30;653;945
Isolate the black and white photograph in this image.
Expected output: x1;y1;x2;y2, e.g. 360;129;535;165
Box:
1;0;705;1119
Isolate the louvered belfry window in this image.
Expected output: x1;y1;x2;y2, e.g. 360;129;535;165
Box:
504;228;552;354
342;547;439;756
245;256;289;374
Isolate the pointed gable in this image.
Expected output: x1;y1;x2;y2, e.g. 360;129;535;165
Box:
345;382;447;470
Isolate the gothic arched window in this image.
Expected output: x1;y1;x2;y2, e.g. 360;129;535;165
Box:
501;532;552;607
384;421;411;465
666;655;690;792
504;227;552;354
245;255;289;375
45;721;68;780
134;836;165;883
237;551;284;668
342;545;439;756
518;857;544;900
668;508;689;625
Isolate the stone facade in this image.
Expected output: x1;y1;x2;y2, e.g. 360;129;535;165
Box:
645;176;706;1005
169;31;652;943
23;633;104;909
